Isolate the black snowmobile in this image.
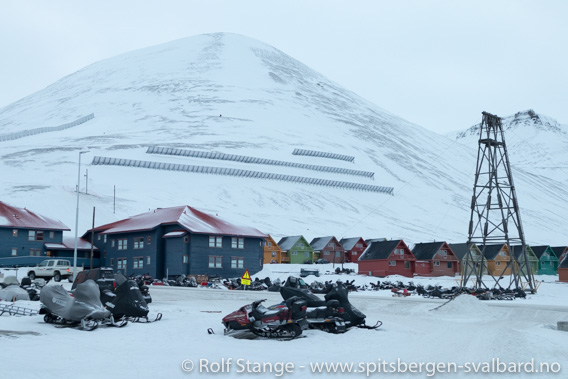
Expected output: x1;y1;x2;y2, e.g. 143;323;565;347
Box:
280;279;381;332
40;280;126;330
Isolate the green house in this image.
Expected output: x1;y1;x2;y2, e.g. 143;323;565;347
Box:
510;245;539;276
277;235;314;264
449;243;486;275
530;245;559;275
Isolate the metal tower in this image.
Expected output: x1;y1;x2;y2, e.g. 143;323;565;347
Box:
461;112;536;292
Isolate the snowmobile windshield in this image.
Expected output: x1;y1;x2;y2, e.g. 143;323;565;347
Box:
114;273;128;286
280;286;326;307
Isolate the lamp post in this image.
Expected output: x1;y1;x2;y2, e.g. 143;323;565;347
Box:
73;150;89;281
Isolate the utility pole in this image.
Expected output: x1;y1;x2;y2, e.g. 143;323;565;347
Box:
461;112;535;292
84;169;88;194
90;207;95;269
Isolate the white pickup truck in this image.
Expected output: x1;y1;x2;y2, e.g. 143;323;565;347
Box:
27;259;83;282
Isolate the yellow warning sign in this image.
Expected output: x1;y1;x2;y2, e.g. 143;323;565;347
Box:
241;269;251;286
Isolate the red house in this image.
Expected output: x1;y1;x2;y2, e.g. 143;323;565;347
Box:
310;236;345;263
558;254;568;283
412;242;459;277
358;240;416;278
340;237;367;262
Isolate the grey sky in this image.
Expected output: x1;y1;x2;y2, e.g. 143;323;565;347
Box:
1;0;566;133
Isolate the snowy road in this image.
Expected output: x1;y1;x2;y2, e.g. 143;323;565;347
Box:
1;281;567;379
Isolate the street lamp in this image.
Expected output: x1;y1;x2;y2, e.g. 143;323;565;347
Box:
73;150;90;281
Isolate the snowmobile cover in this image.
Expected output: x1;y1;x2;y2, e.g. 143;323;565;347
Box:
108;279;149;318
0;285;30;301
324;283;366;327
40;280;110;321
1;276;20;288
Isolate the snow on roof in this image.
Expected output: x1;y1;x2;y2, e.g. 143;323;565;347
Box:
163;230;188;238
310;236;335;251
277;236;303;251
45;238;96;251
340;237;365;251
93;206;266;238
0;201;70;231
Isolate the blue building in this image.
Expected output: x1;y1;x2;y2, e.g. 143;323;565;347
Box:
0;201;71;267
85;205;267;279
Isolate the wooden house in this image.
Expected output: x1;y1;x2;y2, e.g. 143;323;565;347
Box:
263;235;283;264
358;240;416;278
340;237;367;263
85;205;267;279
310;236;345;263
412;242;459;277
510;245;539;276
0;201;71;267
558;254;568;283
550;246;568;267
277;236;314;264
448;243;486;275
529;245;559;275
480;244;512;276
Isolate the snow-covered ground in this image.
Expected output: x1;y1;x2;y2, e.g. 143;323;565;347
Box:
1;265;567;378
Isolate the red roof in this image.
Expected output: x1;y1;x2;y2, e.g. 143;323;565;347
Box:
91;206;267;238
0;201;70;231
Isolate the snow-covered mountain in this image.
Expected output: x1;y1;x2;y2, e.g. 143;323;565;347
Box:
0;33;566;245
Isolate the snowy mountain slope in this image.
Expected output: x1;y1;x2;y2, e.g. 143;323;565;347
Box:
0;33;566;245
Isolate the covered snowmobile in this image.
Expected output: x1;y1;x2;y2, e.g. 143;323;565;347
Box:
102;274;160;322
222;296;308;340
280;279;380;332
40;280;125;330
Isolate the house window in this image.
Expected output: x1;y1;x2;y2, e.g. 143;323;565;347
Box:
30;249;42;256
209;236;222;248
394;249;404;255
324;251;330;255
496;261;501;266
133;237;144;249
499;251;506;256
209;256;222;268
133;257;143;269
389;260;396;266
291;251;298;255
117;258;127;270
11;248;17;256
111;240;115;247
118;238;128;250
356;243;363;248
438;250;447;256
404;261;410;269
147;256;151;265
272;252;277;257
434;261;440;266
231;257;245;269
110;258;114;266
97;235;101;241
328;243;335;248
49;231;55;239
28;231;44;241
231;237;244;249
104;235;107;243
184;236;189;243
448;262;453;268
147;236;151;244
183;255;188;264
352;251;357;255
12;229;18;237
268;241;272;247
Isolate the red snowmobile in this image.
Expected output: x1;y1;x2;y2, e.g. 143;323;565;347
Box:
222;296;308;339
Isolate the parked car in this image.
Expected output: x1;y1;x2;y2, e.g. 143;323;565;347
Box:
27;259;81;282
72;267;116;291
315;259;329;264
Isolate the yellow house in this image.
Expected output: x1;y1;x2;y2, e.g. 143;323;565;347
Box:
263;235;283;264
481;244;512;276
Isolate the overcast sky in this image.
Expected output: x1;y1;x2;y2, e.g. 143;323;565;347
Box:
1;1;567;133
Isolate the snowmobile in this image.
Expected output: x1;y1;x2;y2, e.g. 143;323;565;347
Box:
280;280;381;332
40;279;127;330
222;296;308;340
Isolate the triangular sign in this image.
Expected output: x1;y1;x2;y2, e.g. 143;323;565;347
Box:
242;270;251;280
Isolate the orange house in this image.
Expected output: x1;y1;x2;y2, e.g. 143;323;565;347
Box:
263;235;283;264
481;244;512;276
